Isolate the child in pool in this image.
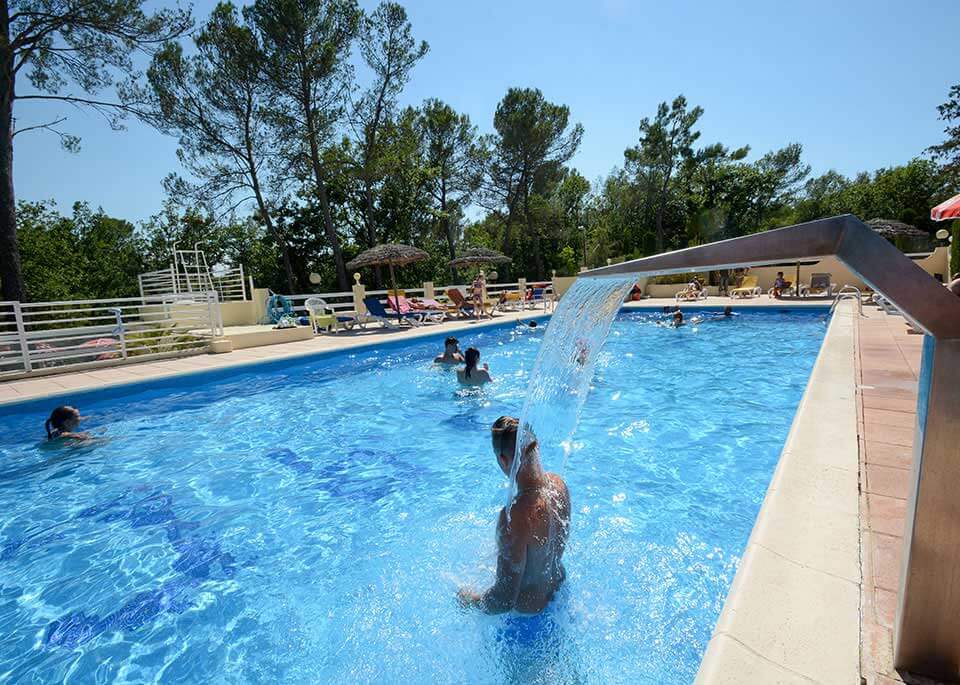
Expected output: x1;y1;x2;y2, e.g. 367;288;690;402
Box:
45;406;90;442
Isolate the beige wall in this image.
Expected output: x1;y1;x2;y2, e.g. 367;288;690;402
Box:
217;289;270;327
641;247;950;295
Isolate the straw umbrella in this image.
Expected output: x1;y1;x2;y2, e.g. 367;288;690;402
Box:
447;247;512;271
347;243;429;325
865;218;930;242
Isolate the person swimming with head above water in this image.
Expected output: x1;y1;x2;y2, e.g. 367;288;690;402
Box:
434;336;464;365
457;347;492;386
458;417;571;614
45;405;90;442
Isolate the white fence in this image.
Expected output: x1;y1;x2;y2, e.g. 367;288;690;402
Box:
138;265;248;302
0;292;222;379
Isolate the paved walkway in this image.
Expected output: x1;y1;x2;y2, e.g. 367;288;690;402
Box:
856;306;925;684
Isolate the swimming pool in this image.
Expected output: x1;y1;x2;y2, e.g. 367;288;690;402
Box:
0;308;828;684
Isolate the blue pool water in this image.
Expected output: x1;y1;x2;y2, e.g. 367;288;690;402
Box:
0;308;827;684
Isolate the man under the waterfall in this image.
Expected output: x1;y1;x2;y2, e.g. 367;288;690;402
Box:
457;417;571;614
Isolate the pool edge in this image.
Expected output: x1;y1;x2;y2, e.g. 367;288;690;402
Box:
695;300;861;684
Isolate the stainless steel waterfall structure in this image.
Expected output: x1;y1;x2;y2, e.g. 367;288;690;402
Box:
584;214;960;681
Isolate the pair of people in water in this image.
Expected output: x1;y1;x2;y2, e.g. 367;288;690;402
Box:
434;336;493;385
660;306;733;327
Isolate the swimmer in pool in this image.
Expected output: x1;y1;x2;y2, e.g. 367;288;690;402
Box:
45;405;90;442
434;336;465;365
458;417;571;614
457;347;492;386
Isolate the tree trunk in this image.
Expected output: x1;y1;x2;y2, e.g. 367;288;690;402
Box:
524;192;544;279
301;88;348;291
441;184;458;282
0;20;24;302
654;162;674;254
280;239;295;294
363;180;382;288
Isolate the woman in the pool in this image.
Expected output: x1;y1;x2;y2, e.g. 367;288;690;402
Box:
458;417;571;614
457;347;492;386
45;405;90;442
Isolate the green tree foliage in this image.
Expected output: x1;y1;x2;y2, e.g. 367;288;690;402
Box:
17;201;143;301
1;0;191;300
415;99;484;280
349;1;428;287
929;84;960;183
10;1;954;302
250;0;360;290
143;3;290;285
484;87;584;279
625;95;703;252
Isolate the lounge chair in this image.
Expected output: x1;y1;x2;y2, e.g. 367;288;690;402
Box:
526;285;555;311
496;291;524;311
799;273;835;297
766;281;792;298
363;296;423;327
387;294;445;323
675;283;708;302
730;275;761;299
304;297;362;334
447;288;479;317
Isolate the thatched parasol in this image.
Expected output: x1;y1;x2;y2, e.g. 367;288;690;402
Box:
347;243;429;324
866;218;930;241
448;247;512;269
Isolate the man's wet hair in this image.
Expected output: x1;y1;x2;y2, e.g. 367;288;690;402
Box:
445;336;458;347
492;416;519;458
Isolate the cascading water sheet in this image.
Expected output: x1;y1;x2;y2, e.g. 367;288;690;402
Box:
508;276;636;506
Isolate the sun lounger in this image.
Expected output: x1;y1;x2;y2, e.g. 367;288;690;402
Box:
447;288;479;317
730;275;761;299
799;273;835;297
496;291;524;311
388;295;445;323
363;296;423;327
675;284;708;301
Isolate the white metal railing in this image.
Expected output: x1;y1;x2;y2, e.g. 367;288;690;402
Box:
210;265;247;302
0;291;221;379
829;284;864;317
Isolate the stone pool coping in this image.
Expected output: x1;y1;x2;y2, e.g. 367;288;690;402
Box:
695;300;860;684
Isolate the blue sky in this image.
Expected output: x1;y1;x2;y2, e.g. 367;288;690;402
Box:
14;0;960;224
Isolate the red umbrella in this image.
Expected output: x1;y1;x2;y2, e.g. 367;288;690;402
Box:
931;193;960;222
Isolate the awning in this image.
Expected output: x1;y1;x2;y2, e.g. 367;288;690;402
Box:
931;193;960;222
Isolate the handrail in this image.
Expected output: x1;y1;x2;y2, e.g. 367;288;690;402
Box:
830;285;863;317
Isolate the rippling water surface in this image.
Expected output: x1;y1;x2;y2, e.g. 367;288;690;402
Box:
0;308;827;684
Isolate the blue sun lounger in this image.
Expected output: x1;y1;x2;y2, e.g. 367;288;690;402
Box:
363;296;424;327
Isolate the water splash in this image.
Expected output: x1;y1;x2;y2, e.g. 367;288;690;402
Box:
508;276;636;509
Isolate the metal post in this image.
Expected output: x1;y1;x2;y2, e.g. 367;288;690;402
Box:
239;264;248;301
894;336;960;678
108;307;128;359
12;302;32;373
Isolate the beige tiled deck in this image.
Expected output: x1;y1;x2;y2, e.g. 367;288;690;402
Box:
856;306;926;685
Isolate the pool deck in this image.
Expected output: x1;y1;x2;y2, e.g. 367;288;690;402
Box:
856;307;924;685
0;296;828;406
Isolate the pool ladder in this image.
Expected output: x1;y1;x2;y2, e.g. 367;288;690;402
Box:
829;285;863;317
